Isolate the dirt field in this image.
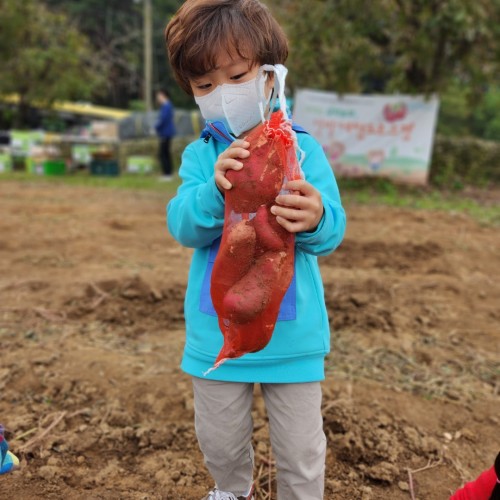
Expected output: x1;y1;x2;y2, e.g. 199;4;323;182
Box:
0;180;498;500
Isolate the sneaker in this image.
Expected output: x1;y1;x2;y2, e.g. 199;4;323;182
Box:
0;425;19;475
158;175;173;182
202;483;255;500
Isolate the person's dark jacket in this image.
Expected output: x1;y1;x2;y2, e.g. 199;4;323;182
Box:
155;101;176;138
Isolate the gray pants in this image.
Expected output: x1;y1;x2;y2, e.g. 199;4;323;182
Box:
192;377;326;500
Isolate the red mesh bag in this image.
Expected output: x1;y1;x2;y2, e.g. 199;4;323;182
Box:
208;108;303;372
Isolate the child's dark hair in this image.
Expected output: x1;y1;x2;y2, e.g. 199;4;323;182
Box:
165;0;289;95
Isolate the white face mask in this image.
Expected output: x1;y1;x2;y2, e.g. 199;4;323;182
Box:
194;76;268;137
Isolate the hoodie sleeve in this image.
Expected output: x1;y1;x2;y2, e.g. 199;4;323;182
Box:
167;141;225;248
294;133;346;256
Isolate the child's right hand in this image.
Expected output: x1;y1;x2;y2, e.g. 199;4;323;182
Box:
214;140;250;192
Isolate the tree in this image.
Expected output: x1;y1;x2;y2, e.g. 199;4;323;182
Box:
0;0;107;128
274;0;500;100
272;0;384;93
43;0;143;108
43;0;186;108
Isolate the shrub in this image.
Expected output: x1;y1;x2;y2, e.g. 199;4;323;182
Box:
430;135;500;187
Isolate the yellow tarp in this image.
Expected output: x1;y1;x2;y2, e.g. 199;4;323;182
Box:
1;94;131;121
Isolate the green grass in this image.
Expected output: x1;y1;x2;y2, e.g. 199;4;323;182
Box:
1;171;499;226
338;177;500;226
0;170;180;193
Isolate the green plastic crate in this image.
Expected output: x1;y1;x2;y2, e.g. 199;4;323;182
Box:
90;159;120;176
43;159;66;176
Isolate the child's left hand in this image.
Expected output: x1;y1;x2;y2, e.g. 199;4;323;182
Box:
270;179;324;233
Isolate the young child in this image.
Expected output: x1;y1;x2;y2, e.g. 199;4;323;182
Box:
164;1;346;499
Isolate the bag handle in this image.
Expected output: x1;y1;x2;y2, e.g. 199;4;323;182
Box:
257;64;289;123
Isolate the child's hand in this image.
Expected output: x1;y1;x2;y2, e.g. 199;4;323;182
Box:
214;139;250;191
271;179;324;233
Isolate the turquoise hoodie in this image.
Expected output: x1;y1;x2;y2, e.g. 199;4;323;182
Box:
167;130;346;383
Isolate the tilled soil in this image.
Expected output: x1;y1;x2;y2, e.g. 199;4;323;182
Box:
0;181;498;499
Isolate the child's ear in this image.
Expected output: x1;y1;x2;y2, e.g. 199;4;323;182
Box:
265;72;275;94
263;70;275;83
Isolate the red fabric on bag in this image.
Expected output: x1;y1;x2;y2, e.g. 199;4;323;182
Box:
209;110;302;371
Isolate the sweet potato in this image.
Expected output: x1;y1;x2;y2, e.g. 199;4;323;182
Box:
253;204;289;251
222;250;286;324
206;111;302;373
210;220;256;313
214;318;273;361
226;142;283;214
209;248;294;371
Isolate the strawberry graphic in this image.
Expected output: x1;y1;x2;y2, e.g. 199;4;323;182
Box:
383;102;408;122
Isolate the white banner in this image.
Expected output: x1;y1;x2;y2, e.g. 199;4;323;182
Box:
293;90;439;185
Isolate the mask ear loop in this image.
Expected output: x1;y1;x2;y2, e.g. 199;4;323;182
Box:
273;64;289;118
257;67;274;123
258;65;288;116
257;64;306;170
257;64;287;122
274;65;306;170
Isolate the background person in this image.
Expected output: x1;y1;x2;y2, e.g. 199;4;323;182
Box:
155;88;176;181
